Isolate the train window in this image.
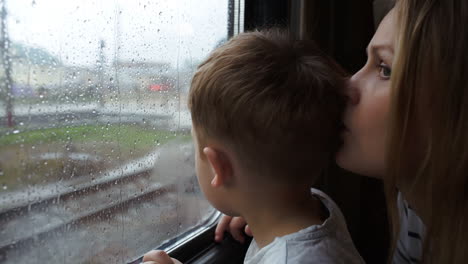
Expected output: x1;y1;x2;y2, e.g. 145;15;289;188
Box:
0;0;229;263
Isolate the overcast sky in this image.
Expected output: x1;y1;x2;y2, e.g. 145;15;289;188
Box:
6;0;228;68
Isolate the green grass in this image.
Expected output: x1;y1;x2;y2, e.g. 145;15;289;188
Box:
0;124;190;150
0;124;192;191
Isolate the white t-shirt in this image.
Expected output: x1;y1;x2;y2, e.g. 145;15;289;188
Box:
243;188;365;264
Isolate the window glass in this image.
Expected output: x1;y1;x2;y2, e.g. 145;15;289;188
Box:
0;0;228;263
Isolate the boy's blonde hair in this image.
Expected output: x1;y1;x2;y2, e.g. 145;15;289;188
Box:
189;29;346;183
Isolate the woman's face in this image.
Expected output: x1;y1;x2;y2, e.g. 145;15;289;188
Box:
336;10;396;178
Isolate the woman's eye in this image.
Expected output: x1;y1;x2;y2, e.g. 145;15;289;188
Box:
378;62;391;79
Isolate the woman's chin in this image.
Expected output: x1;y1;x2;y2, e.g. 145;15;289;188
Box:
335;148;350;170
336;130;352;167
335;149;380;178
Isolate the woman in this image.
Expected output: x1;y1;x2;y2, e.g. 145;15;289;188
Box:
214;0;468;263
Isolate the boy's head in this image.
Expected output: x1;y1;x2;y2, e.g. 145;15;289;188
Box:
189;29;346;214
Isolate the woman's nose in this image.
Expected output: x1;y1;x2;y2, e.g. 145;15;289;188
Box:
346;77;361;105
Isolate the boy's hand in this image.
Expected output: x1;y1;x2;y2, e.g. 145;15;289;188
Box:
215;215;252;244
142;250;182;264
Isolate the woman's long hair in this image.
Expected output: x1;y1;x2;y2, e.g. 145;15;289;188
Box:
386;0;468;263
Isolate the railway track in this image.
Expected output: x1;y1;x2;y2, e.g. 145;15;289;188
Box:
0;142;208;263
0;169;178;254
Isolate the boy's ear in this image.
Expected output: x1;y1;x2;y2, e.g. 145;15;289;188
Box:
203;147;233;187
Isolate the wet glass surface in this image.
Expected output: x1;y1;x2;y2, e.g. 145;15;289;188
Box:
0;0;227;262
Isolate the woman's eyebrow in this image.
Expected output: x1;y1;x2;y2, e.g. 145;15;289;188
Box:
366;44;394;56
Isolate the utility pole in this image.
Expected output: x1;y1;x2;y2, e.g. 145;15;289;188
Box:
0;0;14;127
98;39;105;106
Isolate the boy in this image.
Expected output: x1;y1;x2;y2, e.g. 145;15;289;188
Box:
143;29;364;264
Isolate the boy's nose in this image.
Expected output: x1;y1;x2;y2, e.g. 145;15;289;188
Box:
345;78;360;105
